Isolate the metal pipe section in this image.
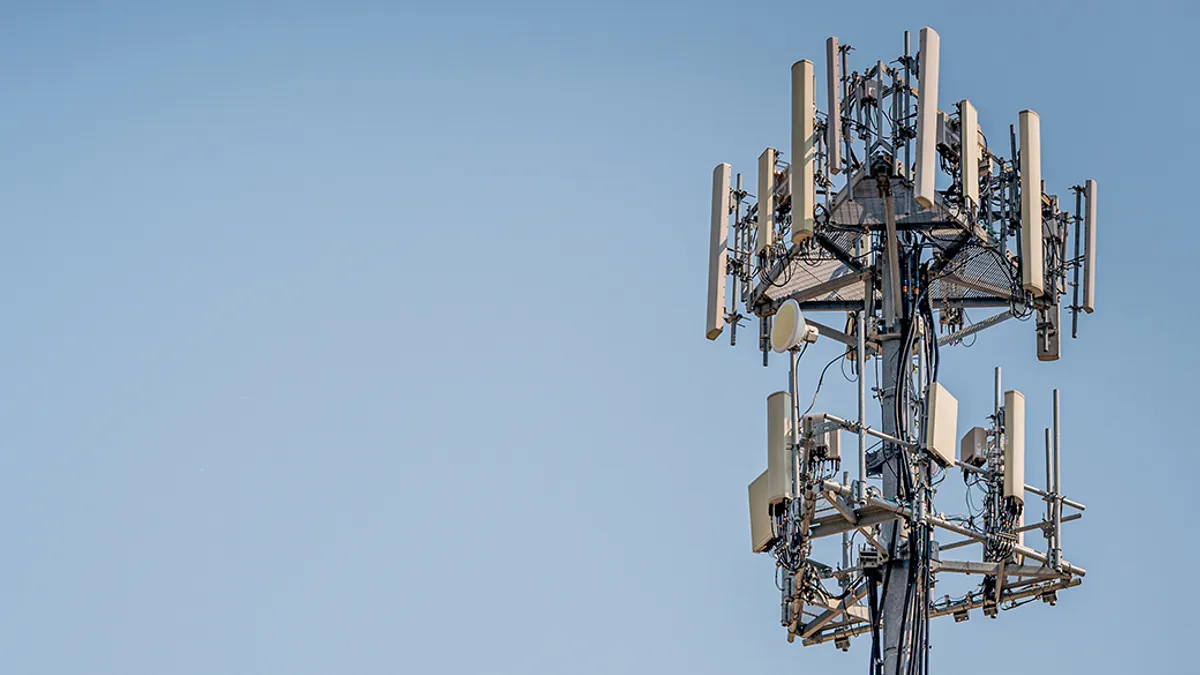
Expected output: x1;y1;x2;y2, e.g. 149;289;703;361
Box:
822;480;1088;579
1011;542;1086;577
1018;512;1083;533
1023;484;1085;512
822;479;1088;578
936;309;1014;347
790;350;801;498
1044;428;1053;544
1053;389;1063;569
877;331;904;675
954;459;984;475
842;471;852;573
824;413;914;449
927;513;1086;576
802;577;1083;647
927;514;985;542
927;512;1086;577
856;310;867;502
822;479;906;515
939;513;1083;552
955;458;1087;512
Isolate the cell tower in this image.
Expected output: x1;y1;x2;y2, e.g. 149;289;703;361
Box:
706;28;1095;674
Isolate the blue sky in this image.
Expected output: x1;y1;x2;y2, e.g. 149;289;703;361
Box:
0;1;1194;673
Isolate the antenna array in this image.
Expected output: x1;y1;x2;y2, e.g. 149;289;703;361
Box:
705;27;1096;675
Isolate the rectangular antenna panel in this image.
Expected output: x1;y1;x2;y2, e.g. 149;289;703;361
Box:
959;426;988;467
1037;300;1060;361
1083;179;1097;313
935;110;958;151
914;27;941;209
749;469;774;553
925;382;958;467
756;148;777;254
1003;390;1026;504
706;163;731;339
825;427;841;461
767;391;793;505
1019;110;1045;295
959;99;979;209
791;60;816;243
826;38;842;174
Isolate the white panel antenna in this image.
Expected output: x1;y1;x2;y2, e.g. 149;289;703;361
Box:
748;469;774;553
914;27;941;208
706;163;731;340
1019;110;1045;295
791;60;816;243
1083;179;1097;313
826;38;842;174
767;391;793;505
959;99;979;209
959;426;988;467
756;148;777;254
825;427;841;460
925;382;958;467
1003;390;1026;503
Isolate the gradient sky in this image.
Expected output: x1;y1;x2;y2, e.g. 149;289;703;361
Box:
0;1;1194;673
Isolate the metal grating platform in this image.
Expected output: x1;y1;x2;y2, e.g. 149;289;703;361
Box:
931;243;1017;302
760;257;866;304
827;172;962;234
752;173;1019;311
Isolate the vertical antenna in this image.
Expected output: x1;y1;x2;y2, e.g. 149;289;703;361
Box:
760;316;769;367
731;172;743;346
874;61;885;155
1003;391;1025;503
826;38;842;174
706;163;731;340
1019;110;1045;295
791;60;816;243
1004;390;1027;550
756;148;777;254
914;27;941;208
994;367;1002;421
1071;186;1082;338
767;391;794;505
841;46;852;174
903;30;912;178
959;99;980;210
1083;179;1098;313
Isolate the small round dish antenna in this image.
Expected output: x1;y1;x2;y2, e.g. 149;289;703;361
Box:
770;299;818;352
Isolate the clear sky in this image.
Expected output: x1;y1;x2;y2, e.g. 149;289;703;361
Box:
0;1;1194;673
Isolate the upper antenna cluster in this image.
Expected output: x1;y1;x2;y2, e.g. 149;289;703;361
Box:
706;28;1097;361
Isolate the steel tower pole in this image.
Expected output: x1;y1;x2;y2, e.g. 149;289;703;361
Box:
878;227;907;675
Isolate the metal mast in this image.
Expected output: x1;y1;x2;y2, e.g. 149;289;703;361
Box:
707;27;1097;675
